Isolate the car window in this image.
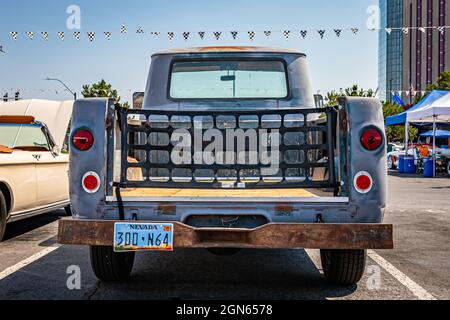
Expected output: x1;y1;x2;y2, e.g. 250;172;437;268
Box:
0;124;50;150
170;60;288;99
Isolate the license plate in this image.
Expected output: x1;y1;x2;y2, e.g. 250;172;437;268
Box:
114;223;174;252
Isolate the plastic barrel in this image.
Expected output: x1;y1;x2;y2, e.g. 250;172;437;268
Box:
403;156;416;174
423;157;435;178
398;155;405;173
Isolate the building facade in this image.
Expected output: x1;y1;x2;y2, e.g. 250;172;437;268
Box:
378;0;450;103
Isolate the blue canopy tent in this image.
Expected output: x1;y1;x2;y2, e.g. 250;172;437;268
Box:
386;90;449;126
420;130;450;139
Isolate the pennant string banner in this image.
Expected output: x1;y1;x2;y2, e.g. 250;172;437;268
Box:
4;25;450;42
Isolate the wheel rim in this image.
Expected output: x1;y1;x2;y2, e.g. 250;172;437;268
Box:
388;157;393;169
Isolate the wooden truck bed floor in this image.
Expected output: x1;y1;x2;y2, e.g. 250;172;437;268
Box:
118;188;331;198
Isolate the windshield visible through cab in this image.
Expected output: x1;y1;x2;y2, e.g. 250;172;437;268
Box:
170;60;288;99
0;124;49;150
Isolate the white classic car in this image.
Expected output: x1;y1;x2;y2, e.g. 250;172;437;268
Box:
0;100;73;241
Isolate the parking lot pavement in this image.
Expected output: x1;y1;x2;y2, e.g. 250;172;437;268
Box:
0;174;448;300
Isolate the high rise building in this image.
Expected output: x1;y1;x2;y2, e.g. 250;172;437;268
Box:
378;0;450;103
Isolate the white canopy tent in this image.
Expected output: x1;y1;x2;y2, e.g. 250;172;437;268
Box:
405;91;450;177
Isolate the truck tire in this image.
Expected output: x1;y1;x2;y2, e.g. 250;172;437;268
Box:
89;246;135;281
320;249;366;285
0;190;6;242
64;205;72;216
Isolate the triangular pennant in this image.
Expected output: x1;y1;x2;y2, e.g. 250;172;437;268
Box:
231;31;238;39
402;27;409;35
351;28;359;35
167;32;174;41
385;28;392;35
136;27;144;34
150;32;161;37
10;32;18;40
405;91;410;97
182;32;190;41
264;31;272;38
41;32;49;41
334;29;342;37
418;27;426;33
26;31;34;40
73;31;81;40
213;31;221;40
104;31;112;41
120;25;127;34
248;31;255;41
437;26;445;35
300;30;308;39
87;32;95;42
318;30;326;39
282;30;290;40
198;31;205;39
57;31;65;40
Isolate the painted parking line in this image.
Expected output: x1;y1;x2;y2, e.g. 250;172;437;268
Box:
367;250;437;300
0;243;62;281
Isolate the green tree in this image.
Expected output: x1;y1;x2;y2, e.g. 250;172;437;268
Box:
382;101;418;143
427;71;450;91
325;85;375;106
81;79;129;108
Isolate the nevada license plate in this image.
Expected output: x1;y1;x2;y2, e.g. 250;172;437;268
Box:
114;223;174;252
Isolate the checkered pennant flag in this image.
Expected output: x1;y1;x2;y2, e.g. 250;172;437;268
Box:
10;32;18;41
167;32;174;41
26;31;34;40
402;28;409;35
57;32;65;41
385;28;392;35
438;26;445;35
198;31;205;40
87;32;95;42
334;29;342;37
213;32;221;40
136;27;145;34
318;30;326;39
182;32;190;41
264;31;272;38
41;32;49;41
230;31;238;39
248;31;255;41
104;31;112;41
300;30;308;39
351;28;359;35
282;30;290;40
73;31;81;40
418;27;426;33
120;25;127;34
150;32;161;37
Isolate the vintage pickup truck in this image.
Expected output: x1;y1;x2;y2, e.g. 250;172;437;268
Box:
58;47;393;285
0;100;73;241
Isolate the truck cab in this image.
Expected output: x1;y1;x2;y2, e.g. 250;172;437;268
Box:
59;47;393;285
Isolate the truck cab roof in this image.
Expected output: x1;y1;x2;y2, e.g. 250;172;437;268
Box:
153;46;306;56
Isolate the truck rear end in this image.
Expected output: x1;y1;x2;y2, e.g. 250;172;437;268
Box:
59;47;393;285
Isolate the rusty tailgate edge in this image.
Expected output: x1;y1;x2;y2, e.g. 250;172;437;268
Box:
57;218;393;250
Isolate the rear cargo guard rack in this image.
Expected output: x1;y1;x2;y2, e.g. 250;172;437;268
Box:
114;106;340;192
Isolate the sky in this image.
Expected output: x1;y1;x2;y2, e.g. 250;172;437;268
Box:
0;0;380;104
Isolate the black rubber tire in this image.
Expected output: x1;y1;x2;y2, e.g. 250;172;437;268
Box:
320;249;367;286
0;190;6;242
89;246;135;282
64;205;72;216
207;248;242;256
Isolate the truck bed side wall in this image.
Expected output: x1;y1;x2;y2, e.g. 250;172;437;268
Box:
69;98;113;219
340;97;387;223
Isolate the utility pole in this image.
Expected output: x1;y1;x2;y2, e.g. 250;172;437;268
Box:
44;77;77;100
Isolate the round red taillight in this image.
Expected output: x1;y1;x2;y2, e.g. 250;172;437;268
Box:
82;172;100;193
361;128;383;151
73;129;94;151
354;171;373;194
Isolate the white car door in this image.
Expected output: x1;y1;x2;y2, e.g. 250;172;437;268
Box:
34;151;69;207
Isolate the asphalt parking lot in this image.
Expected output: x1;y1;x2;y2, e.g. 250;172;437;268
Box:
0;174;449;300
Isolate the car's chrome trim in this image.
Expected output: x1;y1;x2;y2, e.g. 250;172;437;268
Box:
8;200;69;223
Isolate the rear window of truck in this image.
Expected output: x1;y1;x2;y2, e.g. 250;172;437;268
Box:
169;60;288;99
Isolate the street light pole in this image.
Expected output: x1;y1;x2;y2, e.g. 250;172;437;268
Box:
44;77;77;100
